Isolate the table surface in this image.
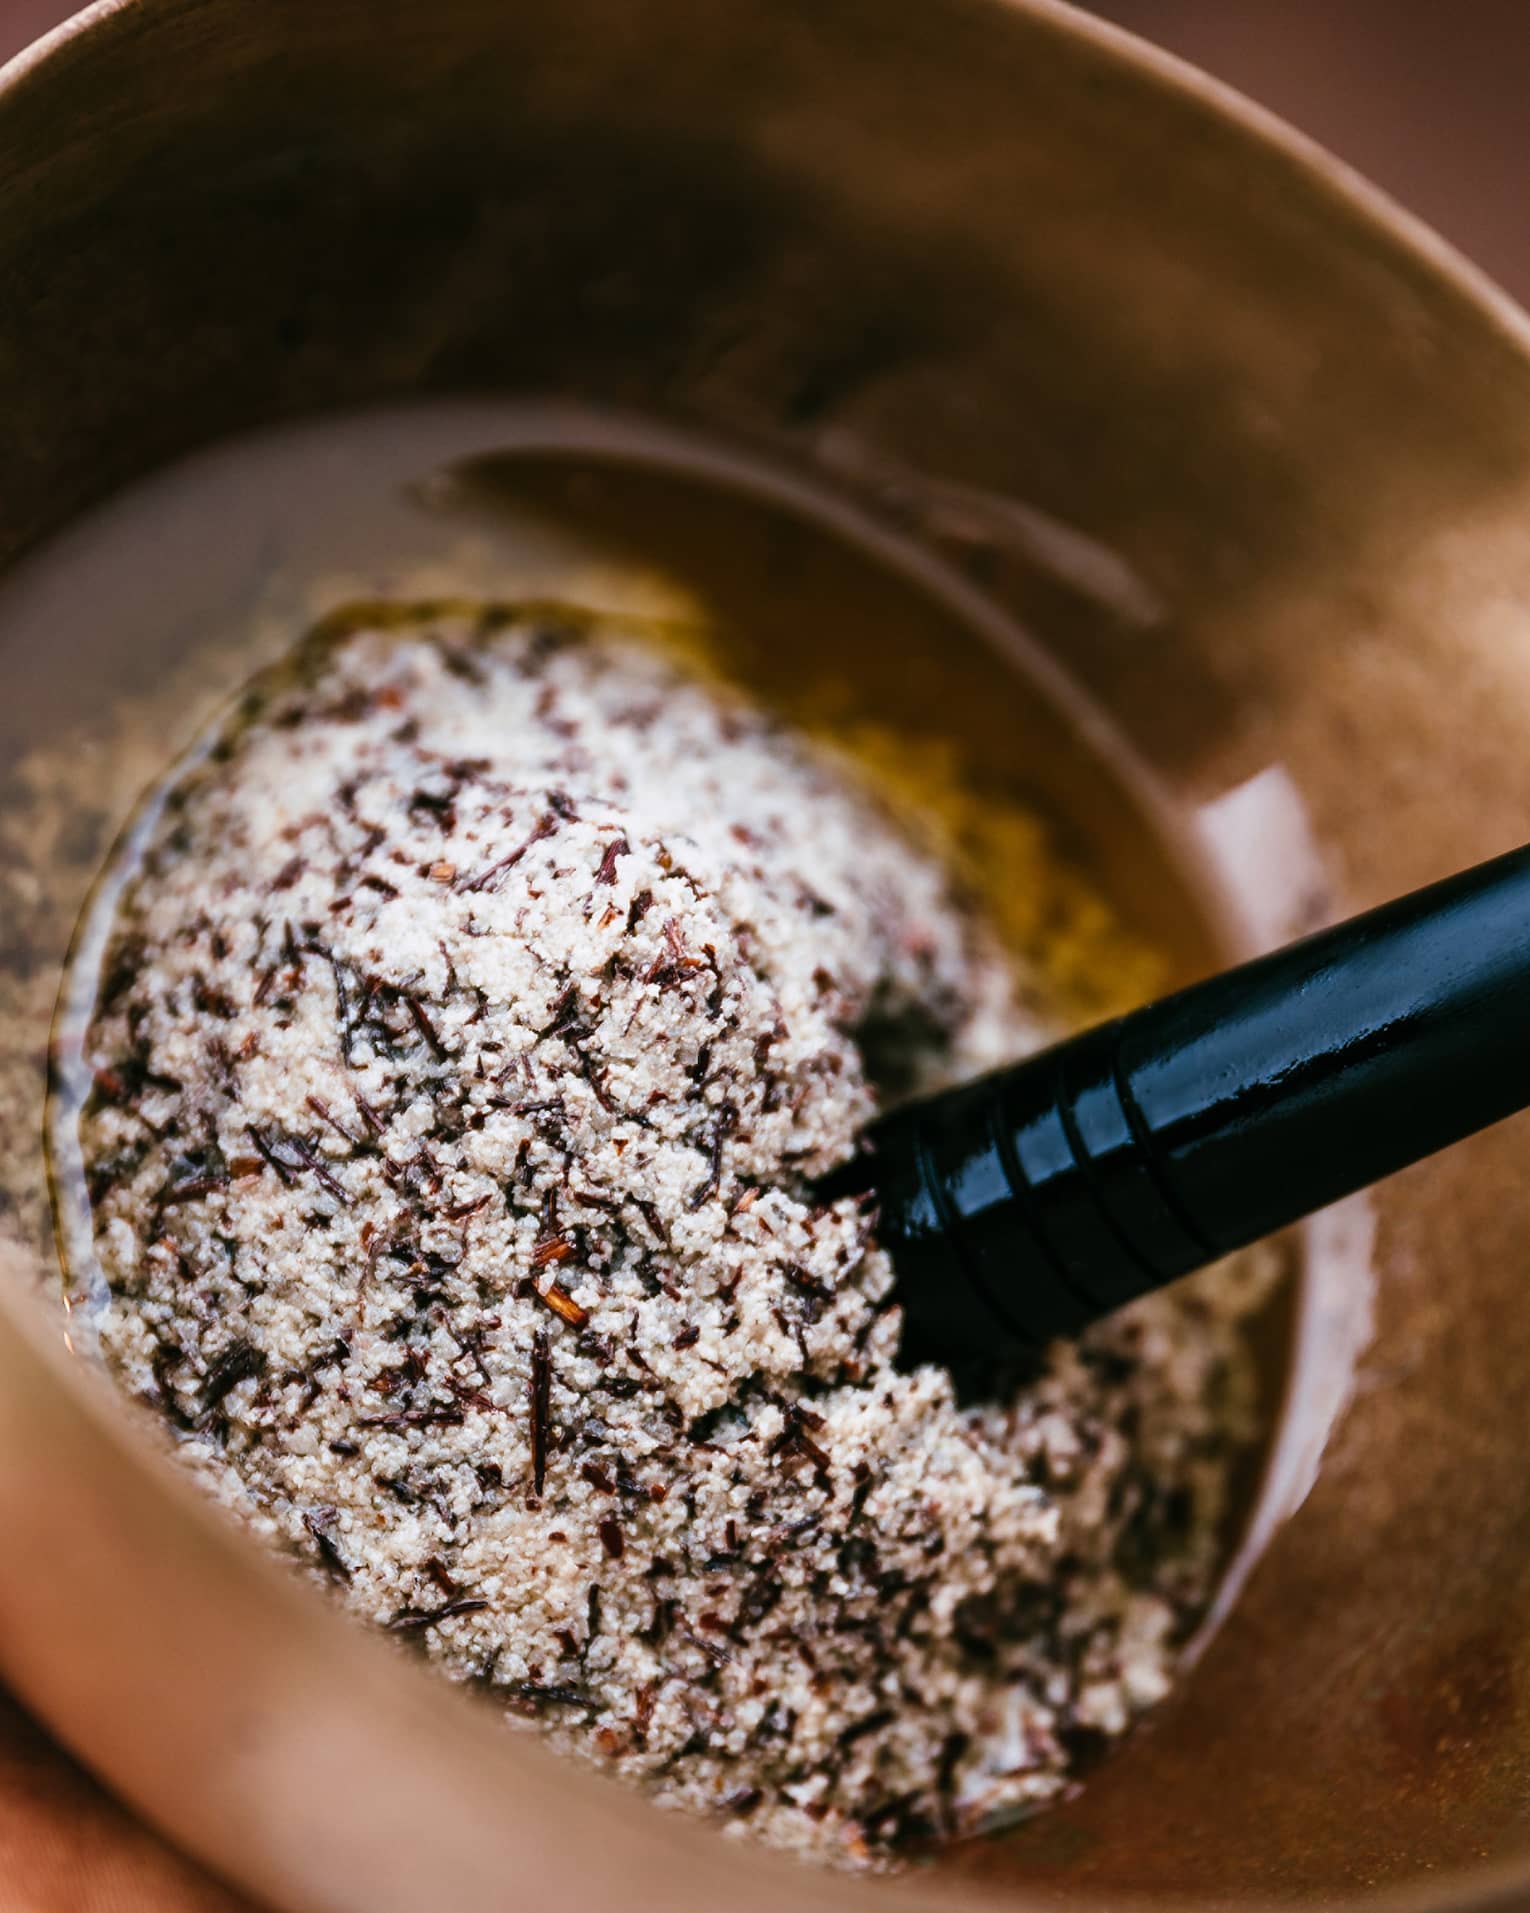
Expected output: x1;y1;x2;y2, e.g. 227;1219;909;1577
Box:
2;3;1529;1907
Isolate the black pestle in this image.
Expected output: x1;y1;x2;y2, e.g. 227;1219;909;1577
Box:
829;840;1530;1370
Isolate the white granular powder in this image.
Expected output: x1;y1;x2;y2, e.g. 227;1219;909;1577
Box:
79;610;1268;1869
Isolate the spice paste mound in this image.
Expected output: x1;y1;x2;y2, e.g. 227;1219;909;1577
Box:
79;611;1265;1869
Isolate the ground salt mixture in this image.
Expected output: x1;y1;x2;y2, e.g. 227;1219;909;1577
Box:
78;609;1267;1869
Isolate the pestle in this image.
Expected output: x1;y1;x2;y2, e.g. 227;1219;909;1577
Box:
829;841;1530;1369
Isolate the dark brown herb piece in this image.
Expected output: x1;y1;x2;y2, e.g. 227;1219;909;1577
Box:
595;836;629;885
529;1330;551;1498
303;1508;352;1582
455;810;556;895
404;991;447;1060
201;1337;265;1412
389;1597;490;1631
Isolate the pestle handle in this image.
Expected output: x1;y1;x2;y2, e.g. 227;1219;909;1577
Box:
857;841;1530;1368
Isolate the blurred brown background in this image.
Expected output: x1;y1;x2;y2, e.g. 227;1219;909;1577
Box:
1092;0;1530;305
1;0;1528;1906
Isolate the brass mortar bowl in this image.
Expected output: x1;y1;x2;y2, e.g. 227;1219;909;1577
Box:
2;2;1530;1909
